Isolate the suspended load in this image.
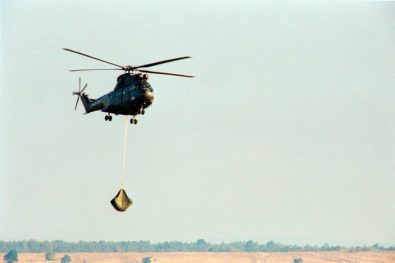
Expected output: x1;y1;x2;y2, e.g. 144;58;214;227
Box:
111;188;133;212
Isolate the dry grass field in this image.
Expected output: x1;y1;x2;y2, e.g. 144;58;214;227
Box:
2;251;394;263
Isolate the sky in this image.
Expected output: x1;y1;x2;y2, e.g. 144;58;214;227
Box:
1;1;395;246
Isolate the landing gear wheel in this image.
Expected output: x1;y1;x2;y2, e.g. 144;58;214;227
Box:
109;116;112;121
105;115;108;121
140;109;145;115
134;119;138;124
130;118;138;125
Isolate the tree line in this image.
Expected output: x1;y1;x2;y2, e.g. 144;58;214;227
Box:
0;239;393;253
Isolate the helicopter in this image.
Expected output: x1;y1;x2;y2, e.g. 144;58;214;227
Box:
64;48;194;124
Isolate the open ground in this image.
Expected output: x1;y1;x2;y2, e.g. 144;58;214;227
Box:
2;251;394;263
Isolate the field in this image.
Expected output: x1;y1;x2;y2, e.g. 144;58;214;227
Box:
2;251;394;263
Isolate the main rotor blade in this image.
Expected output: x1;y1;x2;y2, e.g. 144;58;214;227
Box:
63;48;124;68
133;56;192;69
69;68;123;72
138;69;194;78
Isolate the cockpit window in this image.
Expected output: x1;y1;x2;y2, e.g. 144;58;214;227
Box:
146;83;153;91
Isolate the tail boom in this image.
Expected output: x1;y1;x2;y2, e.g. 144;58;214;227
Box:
80;94;104;113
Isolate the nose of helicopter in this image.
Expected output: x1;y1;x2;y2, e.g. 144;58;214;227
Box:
145;90;154;104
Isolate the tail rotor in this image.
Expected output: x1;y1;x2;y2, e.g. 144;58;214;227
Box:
73;77;87;110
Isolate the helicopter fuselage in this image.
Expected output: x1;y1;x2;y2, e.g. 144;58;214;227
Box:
80;73;154;116
65;48;193;124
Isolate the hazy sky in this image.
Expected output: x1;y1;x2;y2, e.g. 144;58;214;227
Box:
1;1;394;246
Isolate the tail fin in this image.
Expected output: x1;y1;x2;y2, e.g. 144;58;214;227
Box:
80;94;95;113
73;77;103;114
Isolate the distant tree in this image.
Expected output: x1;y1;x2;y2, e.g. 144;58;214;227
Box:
113;245;121;252
293;258;303;263
61;255;71;263
142;256;151;263
266;240;275;251
4;250;18;263
245;240;258;252
265;240;285;251
372;243;382;250
194;239;208;251
321;243;330;250
45;251;55;261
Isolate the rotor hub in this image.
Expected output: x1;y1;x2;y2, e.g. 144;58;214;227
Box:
123;65;134;71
